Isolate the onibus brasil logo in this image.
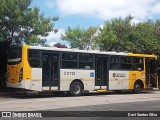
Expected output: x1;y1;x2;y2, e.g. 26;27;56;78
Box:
1;112;42;118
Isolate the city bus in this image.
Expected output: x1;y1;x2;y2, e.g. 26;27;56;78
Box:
6;45;158;96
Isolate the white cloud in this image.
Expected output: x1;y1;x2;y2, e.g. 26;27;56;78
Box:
45;28;65;42
152;2;160;14
48;42;57;46
46;0;160;20
39;28;66;45
46;0;56;8
131;18;141;24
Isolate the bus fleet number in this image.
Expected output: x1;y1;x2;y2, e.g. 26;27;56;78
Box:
64;72;75;75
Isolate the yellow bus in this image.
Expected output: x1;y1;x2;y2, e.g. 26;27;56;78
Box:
6;45;158;96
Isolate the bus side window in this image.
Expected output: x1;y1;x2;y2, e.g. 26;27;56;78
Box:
62;53;77;69
79;54;93;69
110;63;119;70
109;56;119;70
132;57;144;71
120;57;132;70
28;49;41;68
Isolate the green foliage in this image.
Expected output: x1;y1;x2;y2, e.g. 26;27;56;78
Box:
100;17;160;54
97;15;135;51
84;26;98;50
61;27;84;49
62;15;160;55
0;0;58;45
61;26;98;50
96;21;117;51
131;20;160;54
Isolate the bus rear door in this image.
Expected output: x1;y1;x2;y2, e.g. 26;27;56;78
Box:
95;57;108;90
42;53;59;91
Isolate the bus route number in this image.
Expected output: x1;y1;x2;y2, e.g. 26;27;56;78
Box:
64;72;75;75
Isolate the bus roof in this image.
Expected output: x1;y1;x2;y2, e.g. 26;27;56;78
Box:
29;46;128;56
26;45;157;58
128;53;157;58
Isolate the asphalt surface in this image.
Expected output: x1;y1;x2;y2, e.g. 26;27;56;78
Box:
0;91;160;120
1;100;160;120
50;100;160;111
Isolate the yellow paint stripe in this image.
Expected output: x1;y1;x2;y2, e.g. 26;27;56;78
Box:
128;53;157;58
97;90;107;92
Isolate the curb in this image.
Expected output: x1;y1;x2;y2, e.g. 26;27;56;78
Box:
0;91;17;96
153;88;160;91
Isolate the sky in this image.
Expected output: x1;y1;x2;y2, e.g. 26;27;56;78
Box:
31;0;160;46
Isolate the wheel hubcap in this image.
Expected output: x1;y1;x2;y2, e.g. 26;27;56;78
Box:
72;85;80;94
136;85;140;92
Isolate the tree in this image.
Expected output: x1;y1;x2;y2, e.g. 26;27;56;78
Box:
84;26;98;50
62;15;160;55
97;15;135;51
53;43;68;48
131;20;160;54
61;26;98;50
61;27;85;49
96;21;117;51
0;0;58;88
0;0;58;45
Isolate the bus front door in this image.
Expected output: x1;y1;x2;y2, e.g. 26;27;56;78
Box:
42;54;59;90
145;58;157;88
95;57;108;90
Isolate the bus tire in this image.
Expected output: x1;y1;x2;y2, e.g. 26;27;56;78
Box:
70;82;83;96
114;90;121;93
132;81;142;94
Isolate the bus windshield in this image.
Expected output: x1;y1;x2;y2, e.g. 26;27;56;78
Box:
7;47;22;65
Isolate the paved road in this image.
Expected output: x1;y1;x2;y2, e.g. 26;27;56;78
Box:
50;100;160;111
2;101;159;120
0;91;160;111
1;91;160;111
0;91;160;120
43;100;160;120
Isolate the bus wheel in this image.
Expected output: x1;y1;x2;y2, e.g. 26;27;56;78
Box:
114;90;121;93
133;82;141;94
70;82;83;96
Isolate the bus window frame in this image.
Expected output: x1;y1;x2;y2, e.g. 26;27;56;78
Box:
132;57;144;71
108;55;144;71
120;56;132;70
61;52;78;69
28;49;41;68
7;46;22;65
78;53;94;70
109;55;120;70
